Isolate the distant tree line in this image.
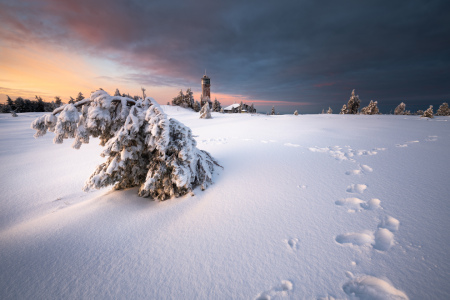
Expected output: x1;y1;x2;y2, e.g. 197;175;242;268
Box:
1;88;147;114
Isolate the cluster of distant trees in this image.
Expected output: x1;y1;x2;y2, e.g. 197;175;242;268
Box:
314;89;450;118
171;89;223;113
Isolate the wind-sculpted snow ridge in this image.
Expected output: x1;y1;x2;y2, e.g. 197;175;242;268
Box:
31;90;220;200
343;274;409;300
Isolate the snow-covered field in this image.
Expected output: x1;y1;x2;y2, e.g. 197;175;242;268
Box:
1;108;449;299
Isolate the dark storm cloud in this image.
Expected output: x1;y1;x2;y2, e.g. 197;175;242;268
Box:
2;0;449;112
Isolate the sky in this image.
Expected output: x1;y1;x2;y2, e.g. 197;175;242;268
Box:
1;0;449;114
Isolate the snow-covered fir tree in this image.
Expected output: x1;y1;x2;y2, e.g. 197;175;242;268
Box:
340;104;347;114
249;103;255;113
11;110;18;117
360;100;379;115
436;102;450;116
415;110;424;115
220;108;224;113
193;101;201;112
294;110;298;115
114;89;121;96
321;109;325;114
212;98;221;112
346;89;361;114
422;106;434;118
327;107;333;114
31;90;220;200
394;102;406;115
199;103;212;119
54;96;63;108
76;92;84;103
271;106;276;115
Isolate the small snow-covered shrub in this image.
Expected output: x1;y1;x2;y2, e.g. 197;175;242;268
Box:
31;90;220;200
340;104;347;114
294;110;298;115
327;107;332;114
436;102;450;116
394;102;406;115
11;111;18;117
422;106;434;118
199;103;212;119
361;100;379;115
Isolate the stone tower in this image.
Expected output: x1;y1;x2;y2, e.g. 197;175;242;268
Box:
201;74;211;99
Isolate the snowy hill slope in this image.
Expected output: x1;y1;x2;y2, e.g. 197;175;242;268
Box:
1;110;449;299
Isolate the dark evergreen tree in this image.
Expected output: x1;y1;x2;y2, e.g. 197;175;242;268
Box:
76;92;84;102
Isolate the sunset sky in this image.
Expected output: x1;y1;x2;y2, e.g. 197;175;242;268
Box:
1;0;449;113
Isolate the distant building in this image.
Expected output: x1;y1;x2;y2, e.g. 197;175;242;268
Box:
201;74;211;99
200;73;212;109
223;102;256;114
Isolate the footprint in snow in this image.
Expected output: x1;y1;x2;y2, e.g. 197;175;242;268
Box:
297;184;307;189
335;227;394;251
254;280;293;300
343;274;408;300
284;143;301;147
346;184;367;194
426;135;438;142
345;164;373;176
378;215;400;232
396;144;408;147
335;198;381;212
283;238;299;251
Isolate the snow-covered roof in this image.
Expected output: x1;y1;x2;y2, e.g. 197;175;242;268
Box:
223;103;241;110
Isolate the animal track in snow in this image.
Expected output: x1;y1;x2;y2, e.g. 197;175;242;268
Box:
309;146;384;161
335;198;381;212
426;135;438;142
345;164;373;176
396;144;408;147
335;231;374;247
343;274;409;300
336;228;394;251
345;169;361;176
283;238;299;251
284;143;301;147
346;184;367;194
360;198;381;210
198;138;228;145
378;215;400;232
360;164;373;173
254;280;293;300
297;184;307;189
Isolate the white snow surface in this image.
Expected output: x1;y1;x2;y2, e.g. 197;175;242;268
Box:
1;109;450;299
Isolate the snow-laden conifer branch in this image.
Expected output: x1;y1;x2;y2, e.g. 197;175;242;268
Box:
31;90;220;200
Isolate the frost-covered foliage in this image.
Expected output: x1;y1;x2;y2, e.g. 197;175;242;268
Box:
422;106;434;118
31;90;220;200
340;104;347;114
294;110;298;115
361;100;379;115
199;103;212;119
327;107;332;114
436;102;450;116
346;89;361;114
